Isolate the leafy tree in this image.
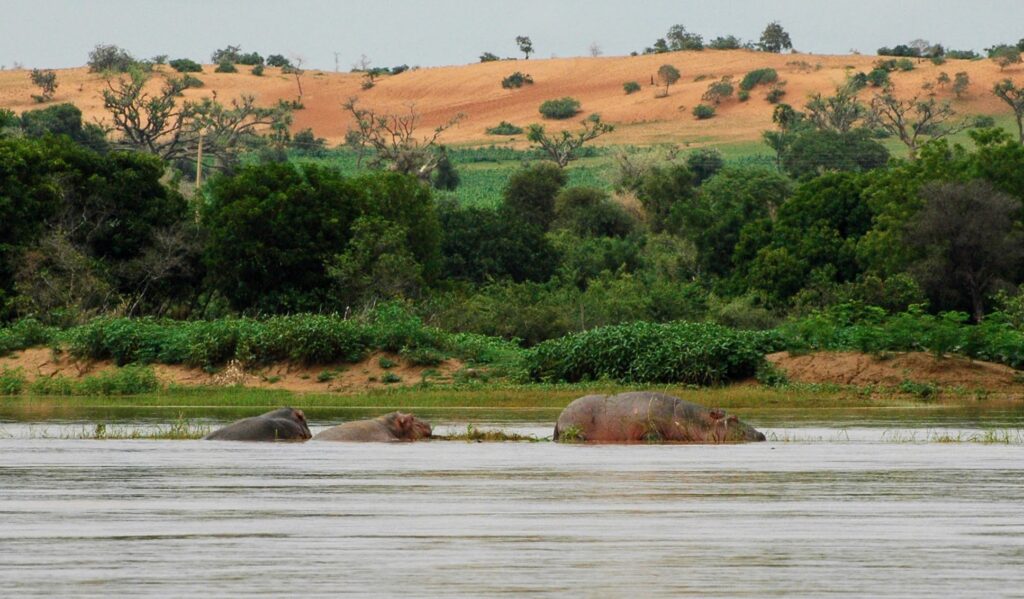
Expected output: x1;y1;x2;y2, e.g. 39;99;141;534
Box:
993;79;1024;143
19;103;108;151
552;187;636;238
636;164;697;233
870;92;969;158
781;129;890;179
431;146;460;190
708;35;743;50
701;76;734;104
805;87;868;133
214;61;238;73
169;58;202;73
685;148;725;184
990;46;1022;70
953;72;971;98
87;44;137;73
438;200;558;284
905;181;1024;320
501;71;534;89
666;25;704;51
759;22;792;53
516;36;534;59
692;104;715;119
326;216;424;307
266;54;291;68
657;64;681;95
526;114;613;168
479;52;500;62
500;162;567;230
29;69;57;103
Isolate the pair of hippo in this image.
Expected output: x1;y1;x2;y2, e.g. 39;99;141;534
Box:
203;392;766;444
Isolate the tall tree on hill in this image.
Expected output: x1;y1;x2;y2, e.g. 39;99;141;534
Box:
516;36;534;60
759;22;792;53
869;91;969;158
657;64;681;95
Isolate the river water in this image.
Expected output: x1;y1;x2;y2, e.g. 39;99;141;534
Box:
1;419;1023;597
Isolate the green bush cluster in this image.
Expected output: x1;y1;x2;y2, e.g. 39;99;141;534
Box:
539;97;581;119
693;104;716;119
28;365;159;396
525;321;778;384
779;303;1024;368
623;81;641;95
486;121;524;135
169;58;203;73
0;319;55;356
739;68;778;91
501;72;534;89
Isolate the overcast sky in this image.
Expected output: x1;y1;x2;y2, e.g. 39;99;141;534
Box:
2;0;1022;71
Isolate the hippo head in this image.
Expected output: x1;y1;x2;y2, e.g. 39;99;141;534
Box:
703;408;766;443
290;408;313;440
382;412;432;441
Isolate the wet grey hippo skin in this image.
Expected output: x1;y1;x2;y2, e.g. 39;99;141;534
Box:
553;392;766;444
203;407;312;442
313;412;432;442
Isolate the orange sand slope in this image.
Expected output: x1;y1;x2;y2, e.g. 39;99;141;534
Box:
0;51;1018;146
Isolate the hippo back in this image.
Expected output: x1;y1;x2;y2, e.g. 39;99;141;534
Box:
313;420;395;442
203;407;312;442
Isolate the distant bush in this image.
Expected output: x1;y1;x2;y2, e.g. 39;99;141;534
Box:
525;321;777;384
0;319;55;356
169;58;203;73
945;49;980;60
539;97;581;119
236;52;264;66
251;64;264;76
693;104;716;119
738;90;750;102
87;44;137;73
623;81;641;94
0;368;26;395
930;56;946;66
29;365;159;396
266;54;291;68
501;71;534;89
214;61;238;73
895;58;915;72
739;68;778;91
486;121;524;135
479;52;500;63
765;84;787;103
867;68;890;87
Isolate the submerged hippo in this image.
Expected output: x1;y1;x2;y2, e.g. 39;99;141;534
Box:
554;392;766;444
313;412;432;442
203;407;312;442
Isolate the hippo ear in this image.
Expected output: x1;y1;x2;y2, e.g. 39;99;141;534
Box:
294;409;307;422
396;413;411;429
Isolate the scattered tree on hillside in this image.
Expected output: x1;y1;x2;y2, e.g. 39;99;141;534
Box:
282;55;305;100
342;97;465;181
87;44;138;73
657;64;681;95
869;92;969;158
805;87;868;133
479;52;500;62
665;25;704;51
526;113;614;168
701;76;735;104
759;22;792;53
29;69;57;103
953;72;971;98
990;46;1022;71
993;79;1024;143
905;181;1024;321
708;35;743;50
266;54;291;68
516;36;534;60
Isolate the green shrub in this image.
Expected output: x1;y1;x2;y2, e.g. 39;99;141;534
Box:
539;97;581;119
378;357;397;369
75;365;159;395
369;303;445;353
895;58;915;72
623;81;641;94
501;72;534;89
765;85;786;104
251;64;265;76
401;346;447;366
525;321;777;384
0;367;26;395
692;104;716;119
0;319;56;356
382;372;402;384
739;68;778;91
486;121;524;135
235;315;371;365
214;61;238;73
738;90;750;102
867;68;891;87
169;58;202;73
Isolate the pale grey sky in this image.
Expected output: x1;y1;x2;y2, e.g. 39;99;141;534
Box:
2;0;1021;71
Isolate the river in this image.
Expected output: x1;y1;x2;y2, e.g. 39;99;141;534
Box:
1;417;1023;597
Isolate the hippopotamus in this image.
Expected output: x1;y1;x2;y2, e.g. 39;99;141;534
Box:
203;407;312;442
313;412;432;442
553;392;766;444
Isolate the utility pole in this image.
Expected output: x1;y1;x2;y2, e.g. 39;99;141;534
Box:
195;129;204;188
334;51;340;73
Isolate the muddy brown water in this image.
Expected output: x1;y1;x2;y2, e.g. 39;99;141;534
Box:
1;412;1023;597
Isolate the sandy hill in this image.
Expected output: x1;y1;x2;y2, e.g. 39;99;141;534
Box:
0;51;1017;147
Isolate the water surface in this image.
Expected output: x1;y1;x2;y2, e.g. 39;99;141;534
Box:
1;418;1023;597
